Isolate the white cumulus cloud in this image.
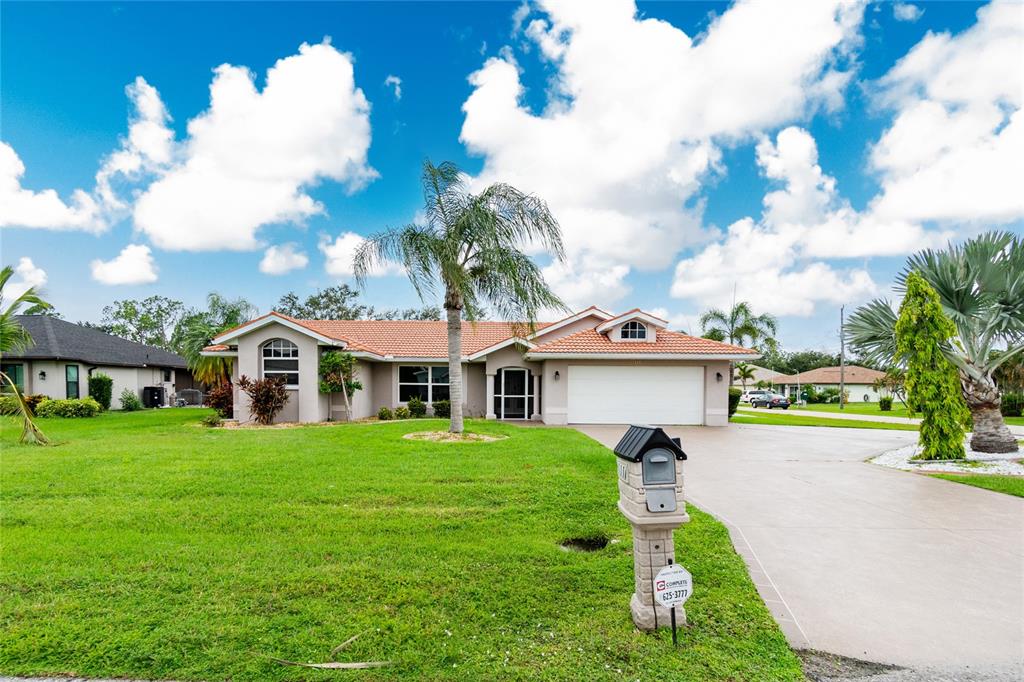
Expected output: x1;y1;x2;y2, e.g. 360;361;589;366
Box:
134;41;377;251
867;2;1024;226
384;75;402;100
90;244;159;285
0;143;104;232
4;257;48;300
259;243;309;275
460;0;864;308
319;231;403;278
892;2;923;23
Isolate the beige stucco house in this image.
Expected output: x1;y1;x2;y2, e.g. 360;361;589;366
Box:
774;365;888;403
203;307;758;426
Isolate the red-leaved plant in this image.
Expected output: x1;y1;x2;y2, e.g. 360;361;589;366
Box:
237;375;288;425
204;382;234;418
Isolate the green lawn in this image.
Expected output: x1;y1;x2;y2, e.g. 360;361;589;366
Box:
0;410;802;681
790;402;1024;426
929;473;1024;498
732;409;918;431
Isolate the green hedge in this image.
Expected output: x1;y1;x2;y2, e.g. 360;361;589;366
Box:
1001;392;1023;418
88;373;113;410
35;397;102;418
432;400;451;418
728;387;741;417
119;388;143;412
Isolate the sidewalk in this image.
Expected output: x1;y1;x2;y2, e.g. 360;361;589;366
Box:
746;406;1024;436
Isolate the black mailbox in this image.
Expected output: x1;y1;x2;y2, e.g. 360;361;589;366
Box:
613;424;687;464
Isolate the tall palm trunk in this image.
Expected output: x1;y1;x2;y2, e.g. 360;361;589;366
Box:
961;373;1018;453
446;303;464;434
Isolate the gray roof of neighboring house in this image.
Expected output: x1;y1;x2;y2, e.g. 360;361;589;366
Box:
6;315;187;369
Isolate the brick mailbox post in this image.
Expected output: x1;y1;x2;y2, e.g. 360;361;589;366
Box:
613;425;689;630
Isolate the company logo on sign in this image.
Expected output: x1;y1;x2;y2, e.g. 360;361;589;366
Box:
653;564;693;608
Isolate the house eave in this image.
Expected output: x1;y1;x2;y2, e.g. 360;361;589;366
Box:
524;352;762;361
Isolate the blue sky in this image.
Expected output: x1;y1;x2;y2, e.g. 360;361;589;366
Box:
2;1;1021;351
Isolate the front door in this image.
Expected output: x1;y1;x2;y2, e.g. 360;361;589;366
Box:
500;368;528;419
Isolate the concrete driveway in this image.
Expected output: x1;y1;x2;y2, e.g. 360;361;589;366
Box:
577;423;1024;674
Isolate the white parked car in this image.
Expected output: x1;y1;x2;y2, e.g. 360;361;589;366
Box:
741;390;771;404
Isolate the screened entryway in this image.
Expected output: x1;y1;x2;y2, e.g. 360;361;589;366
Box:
493;367;536;420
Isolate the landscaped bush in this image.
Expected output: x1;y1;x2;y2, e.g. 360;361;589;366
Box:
879;396;894;411
200;414;223;428
728;388;741;417
119;388;143;411
24;394;46;413
204;383;234;418
1000;392;1023;418
407;396;426;418
237;375;288;425
394;406;411;420
35;397;101;418
0;393;48;416
377;406;393;421
432;399;451;418
88;373;113;410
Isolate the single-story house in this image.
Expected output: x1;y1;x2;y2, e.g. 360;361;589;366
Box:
730;363;784;390
774;365;888;403
3;315;188;406
203;306;758;426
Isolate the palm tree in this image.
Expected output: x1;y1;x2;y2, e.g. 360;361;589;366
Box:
734;363;756;391
700;302;778;351
175;293;258;386
355;160;568;434
846;231;1023;453
0;266;50;445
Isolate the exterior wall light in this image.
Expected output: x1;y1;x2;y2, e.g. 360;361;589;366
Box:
553;370;560;380
38;370;47;380
715;371;723;382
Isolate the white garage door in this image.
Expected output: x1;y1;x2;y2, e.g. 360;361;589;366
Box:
567;365;704;425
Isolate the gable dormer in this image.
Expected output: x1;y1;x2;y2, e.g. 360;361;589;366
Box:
595;309;669;343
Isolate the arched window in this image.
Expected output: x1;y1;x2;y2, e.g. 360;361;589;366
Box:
262;339;299;386
621;320;647;340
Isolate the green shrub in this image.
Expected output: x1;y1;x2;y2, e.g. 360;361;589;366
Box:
377;406;393;421
879;396;894;411
407;396;426;418
432;399;451;418
727;388;741;417
237;375;289;425
200;414;223;428
24;394;46;412
35;397;101;418
1000;392;1023;418
119;388;143;412
394;406;411;420
88;373;113;410
0;395;17;415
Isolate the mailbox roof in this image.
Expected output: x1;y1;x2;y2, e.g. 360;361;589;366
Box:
613;425;687;462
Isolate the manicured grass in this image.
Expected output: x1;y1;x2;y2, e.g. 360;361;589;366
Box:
1;410;802;681
789;402;912;418
929;473;1024;498
732;409;918;431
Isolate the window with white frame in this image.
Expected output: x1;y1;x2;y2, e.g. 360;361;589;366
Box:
262;339;299;386
398;365;450;402
621;320;647;339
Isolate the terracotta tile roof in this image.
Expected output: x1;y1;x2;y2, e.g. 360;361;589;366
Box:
774;365;885;385
528;328;755;355
203;344;230;352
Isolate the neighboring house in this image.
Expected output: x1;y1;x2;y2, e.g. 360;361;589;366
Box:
774;365;887;403
203;307;758;426
730;364;783;389
2;315;188;406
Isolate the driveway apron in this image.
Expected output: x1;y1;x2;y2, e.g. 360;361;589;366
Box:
576;423;1024;672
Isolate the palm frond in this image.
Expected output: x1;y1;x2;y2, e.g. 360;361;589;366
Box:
1;372;48;445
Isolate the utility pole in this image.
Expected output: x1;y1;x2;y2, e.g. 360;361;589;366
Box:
840;305;846;411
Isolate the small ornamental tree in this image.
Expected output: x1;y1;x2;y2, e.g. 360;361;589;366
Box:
237;375;288;425
896;272;970;460
318;351;362;421
88;373;113;410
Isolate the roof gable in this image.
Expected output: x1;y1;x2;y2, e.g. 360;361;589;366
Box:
595;309;669;334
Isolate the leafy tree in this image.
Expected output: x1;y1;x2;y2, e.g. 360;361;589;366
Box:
699;302;778;351
734;363;756;391
275;284;441;321
782;350;841;375
872;367;907;407
356;160;567;433
319;351;363;421
847;231;1022;453
895;272;969;460
0;266;50;444
102;296;184;349
23;303;61;317
173;293;258;386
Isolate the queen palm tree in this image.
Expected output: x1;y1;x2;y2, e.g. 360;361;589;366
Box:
0;266;50;445
699;302;778;351
846;231;1023;453
734;363;756;391
355;160;568;434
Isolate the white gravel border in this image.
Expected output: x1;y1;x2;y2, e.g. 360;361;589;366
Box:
871;437;1024;475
